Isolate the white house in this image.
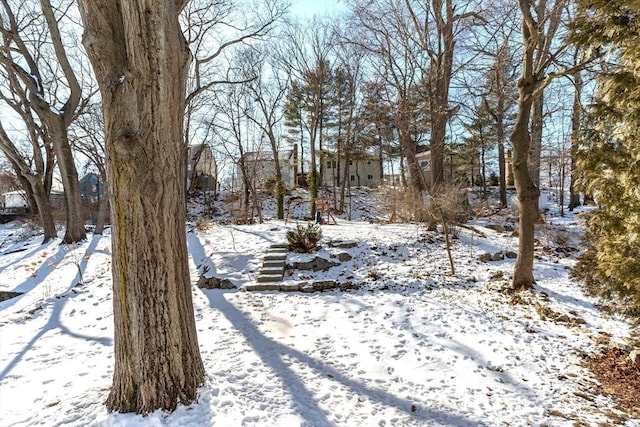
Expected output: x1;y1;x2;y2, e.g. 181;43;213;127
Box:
236;149;297;189
322;153;382;188
0;190;28;213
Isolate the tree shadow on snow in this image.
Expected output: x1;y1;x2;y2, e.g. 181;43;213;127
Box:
0;290;112;381
0;236;112;380
205;290;477;426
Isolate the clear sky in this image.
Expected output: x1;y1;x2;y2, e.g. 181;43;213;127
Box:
289;0;347;18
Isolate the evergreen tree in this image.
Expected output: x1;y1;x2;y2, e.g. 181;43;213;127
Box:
572;0;640;324
461;102;497;190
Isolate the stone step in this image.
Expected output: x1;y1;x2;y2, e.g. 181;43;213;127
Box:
270;243;289;250
264;253;287;261
256;274;283;283
260;268;283;277
246;283;281;291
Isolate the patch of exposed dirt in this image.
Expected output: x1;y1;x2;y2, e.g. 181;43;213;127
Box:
584;346;640;420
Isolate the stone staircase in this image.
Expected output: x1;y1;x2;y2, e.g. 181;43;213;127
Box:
248;243;288;291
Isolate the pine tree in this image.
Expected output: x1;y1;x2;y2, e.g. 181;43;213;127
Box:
572;0;640;324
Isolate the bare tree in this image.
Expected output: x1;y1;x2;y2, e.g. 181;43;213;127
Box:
71;103;109;234
211;79;265;223
0;121;57;241
511;0;583;289
0;0;87;243
78;0;205;414
181;0;287;170
279;17;335;215
404;0;485;189
242;47;290;219
346;0;429;193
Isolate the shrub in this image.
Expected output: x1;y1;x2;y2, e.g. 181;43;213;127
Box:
287;223;322;253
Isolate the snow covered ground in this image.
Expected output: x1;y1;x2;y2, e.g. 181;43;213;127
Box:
0;190;635;426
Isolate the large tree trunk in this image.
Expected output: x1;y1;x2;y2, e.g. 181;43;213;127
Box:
529;93;543;188
49;118;87;243
428;0;455;190
403;141;426;192
78;0;205;414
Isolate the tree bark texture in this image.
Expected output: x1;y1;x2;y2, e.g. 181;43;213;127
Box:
529;93;543;188
78;0;204;414
510;80;540;289
428;0;455;190
47;118;87;243
510;3;541;289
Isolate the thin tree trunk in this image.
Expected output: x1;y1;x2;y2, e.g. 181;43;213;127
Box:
497;122;507;208
94;174;109;235
568;69;582;211
78;0;205;414
510;80;540;289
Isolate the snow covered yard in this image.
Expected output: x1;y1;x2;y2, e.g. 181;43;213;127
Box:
0;205;635;426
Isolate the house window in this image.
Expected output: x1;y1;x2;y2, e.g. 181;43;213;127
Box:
327;161;332;169
349;160;353;165
367;174;373;180
350;175;355;181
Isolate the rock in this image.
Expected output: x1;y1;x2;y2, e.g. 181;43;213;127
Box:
491;252;504;261
485;224;505;233
630;349;640;364
292;256;340;271
328;240;358;249
0;291;23;302
337;252;352;262
300;282;315;293
313;280;337;291
490;271;504;281
339;282;361;291
478;253;492;263
197;276;236;289
505;251;517;259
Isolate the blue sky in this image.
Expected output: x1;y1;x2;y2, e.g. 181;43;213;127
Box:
289;0;347;18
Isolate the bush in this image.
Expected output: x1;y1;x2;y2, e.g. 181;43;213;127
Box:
487;171;499;186
287;223;322;253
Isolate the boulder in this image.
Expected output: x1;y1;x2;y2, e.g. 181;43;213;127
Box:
337;252;352;262
313;280;337;291
505;251;517;259
478;253;492;263
328;240;358;249
491;252;504;261
292;256;340;271
197;276;236;289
